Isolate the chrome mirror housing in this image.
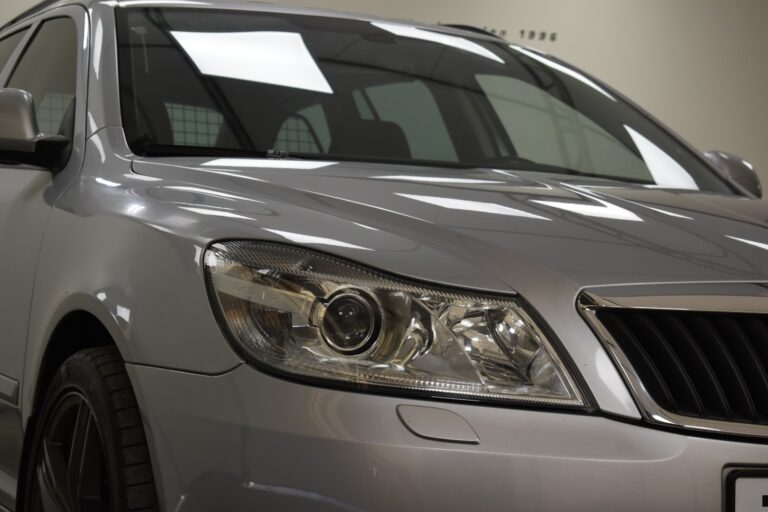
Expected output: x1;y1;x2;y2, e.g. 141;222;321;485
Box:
705;150;761;198
0;88;70;171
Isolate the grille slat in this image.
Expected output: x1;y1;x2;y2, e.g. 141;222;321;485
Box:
686;315;758;422
600;313;678;412
596;309;768;426
745;318;768;376
715;317;768;421
626;313;704;416
656;315;731;420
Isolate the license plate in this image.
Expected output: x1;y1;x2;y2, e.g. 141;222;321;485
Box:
724;467;768;512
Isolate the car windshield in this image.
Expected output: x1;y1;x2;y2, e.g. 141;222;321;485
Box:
116;7;732;193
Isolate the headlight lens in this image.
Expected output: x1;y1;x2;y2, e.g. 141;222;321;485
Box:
205;242;585;407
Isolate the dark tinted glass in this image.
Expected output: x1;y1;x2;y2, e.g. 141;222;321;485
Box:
8;18;77;137
116;8;731;193
0;30;26;73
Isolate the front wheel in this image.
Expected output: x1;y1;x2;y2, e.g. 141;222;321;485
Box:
22;347;159;512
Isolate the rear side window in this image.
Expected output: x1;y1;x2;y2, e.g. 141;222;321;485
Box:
8;18;77;137
0;30;26;73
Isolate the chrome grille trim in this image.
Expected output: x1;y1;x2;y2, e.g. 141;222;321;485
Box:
578;287;768;438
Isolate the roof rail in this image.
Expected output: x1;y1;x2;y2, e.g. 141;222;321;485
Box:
439;24;506;40
1;0;61;31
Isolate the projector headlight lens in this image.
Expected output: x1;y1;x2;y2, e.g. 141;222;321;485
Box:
320;290;381;354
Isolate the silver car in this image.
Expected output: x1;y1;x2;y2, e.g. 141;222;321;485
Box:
0;1;767;511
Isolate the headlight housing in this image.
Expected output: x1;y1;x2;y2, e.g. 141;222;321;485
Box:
205;241;586;408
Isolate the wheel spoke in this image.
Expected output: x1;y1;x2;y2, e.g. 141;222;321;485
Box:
38;438;72;512
67;398;93;505
30;392;111;512
36;468;62;512
69;397;111;510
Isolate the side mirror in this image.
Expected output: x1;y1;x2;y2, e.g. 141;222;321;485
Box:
705;150;761;198
0;88;70;171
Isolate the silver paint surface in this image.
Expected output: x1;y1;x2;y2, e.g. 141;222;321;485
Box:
396;405;480;444
129;362;768;512
0;1;765;510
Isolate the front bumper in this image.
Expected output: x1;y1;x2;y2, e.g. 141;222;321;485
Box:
128;363;768;512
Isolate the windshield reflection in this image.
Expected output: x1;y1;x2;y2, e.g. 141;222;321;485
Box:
171;30;333;93
116;7;734;194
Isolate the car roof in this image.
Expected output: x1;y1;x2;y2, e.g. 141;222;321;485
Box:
2;0;506;43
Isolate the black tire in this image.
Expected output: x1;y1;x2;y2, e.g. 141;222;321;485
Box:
21;346;159;512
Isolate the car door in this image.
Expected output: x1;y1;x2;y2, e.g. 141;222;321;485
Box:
0;9;86;509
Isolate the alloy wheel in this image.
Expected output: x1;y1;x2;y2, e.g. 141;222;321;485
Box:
28;391;111;512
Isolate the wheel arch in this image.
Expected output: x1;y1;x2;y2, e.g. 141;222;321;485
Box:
22;292;129;425
16;292;132;510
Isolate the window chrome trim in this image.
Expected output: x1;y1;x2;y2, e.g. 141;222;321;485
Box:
578;288;768;439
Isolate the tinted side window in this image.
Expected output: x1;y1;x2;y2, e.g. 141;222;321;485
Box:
0;30;26;73
8;18;77;137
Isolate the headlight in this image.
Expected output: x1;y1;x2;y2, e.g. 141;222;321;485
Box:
204;241;586;407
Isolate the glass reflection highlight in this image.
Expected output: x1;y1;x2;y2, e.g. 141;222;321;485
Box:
373;22;504;63
625;125;698;190
510;45;616;101
171;31;333;93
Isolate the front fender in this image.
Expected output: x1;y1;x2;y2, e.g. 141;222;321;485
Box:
23;164;244;422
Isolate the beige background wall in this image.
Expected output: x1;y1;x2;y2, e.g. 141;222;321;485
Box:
2;0;766;185
1;1;31;24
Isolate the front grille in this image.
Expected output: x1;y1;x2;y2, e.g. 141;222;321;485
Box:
596;309;768;425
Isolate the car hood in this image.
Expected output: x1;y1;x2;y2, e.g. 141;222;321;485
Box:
133;157;768;296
